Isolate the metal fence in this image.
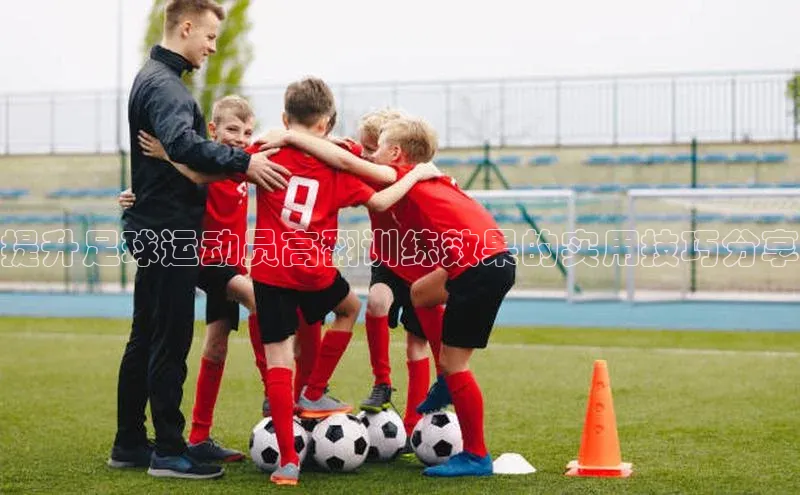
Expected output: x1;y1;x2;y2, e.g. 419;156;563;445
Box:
0;70;797;154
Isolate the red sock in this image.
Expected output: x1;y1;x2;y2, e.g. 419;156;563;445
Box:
248;314;269;398
189;356;225;445
446;370;487;457
404;358;430;436
294;314;322;401
267;367;299;467
366;314;391;386
415;306;444;374
303;330;352;401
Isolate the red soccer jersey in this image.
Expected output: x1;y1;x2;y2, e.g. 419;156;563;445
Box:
200;177;249;274
391;171;507;279
368;165;436;284
248;144;376;290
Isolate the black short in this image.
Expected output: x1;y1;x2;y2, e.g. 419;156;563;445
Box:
254;271;351;344
370;263;424;340
442;252;516;349
197;264;240;330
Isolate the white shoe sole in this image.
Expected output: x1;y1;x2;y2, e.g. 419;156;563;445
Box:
147;467;224;479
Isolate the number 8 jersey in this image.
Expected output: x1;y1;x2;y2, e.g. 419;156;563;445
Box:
248;145;376;291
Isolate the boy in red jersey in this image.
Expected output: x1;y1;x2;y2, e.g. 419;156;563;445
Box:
119;96;322;462
258;116;516;478
372;117;516;477
354;110;445;442
249;78;440;486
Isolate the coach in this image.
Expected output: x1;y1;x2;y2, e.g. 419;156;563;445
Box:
109;0;287;479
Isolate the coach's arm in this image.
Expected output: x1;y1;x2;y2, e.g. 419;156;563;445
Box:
145;86;249;174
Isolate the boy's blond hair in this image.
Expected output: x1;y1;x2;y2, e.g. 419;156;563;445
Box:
358;108;405;142
380;117;438;164
211;95;254;125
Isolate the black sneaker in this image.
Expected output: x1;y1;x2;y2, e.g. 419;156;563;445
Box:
359;383;394;413
147;453;224;479
187;438;244;463
262;397;271;418
107;440;154;468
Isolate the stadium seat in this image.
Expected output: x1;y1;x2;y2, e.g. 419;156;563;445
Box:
436;157;463;167
584;154;615;165
617;154;645;165
0;188;29;200
495;155;521;166
671;153;693;164
728;152;759;164
529;155;558;166
700;153;728;164
646;154;671;165
759;152;789;164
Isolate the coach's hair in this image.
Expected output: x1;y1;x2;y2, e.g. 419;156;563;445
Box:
284;77;336;128
211;95;254;125
380;118;438;164
358;108;405;142
164;0;226;32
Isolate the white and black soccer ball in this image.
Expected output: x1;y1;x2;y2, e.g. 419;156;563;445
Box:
357;410;407;462
249;416;309;472
411;411;463;466
311;413;370;472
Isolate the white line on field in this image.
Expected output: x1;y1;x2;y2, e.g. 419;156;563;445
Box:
2;331;798;358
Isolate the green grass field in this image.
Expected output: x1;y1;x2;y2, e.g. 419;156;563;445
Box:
1;317;799;494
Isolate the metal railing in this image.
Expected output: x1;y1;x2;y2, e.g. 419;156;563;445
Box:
0;70;797;154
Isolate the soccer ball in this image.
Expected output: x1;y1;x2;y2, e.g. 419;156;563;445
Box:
311;413;370;472
411;411;463;466
249;416;309;472
357;410;407;462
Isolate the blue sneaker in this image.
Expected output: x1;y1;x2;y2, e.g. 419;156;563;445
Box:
423;452;493;477
416;374;452;414
147;453;224;479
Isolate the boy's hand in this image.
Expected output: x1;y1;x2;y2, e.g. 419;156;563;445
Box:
119;189;135;209
410;162;443;181
246;150;290;191
138;131;169;161
254;129;290;151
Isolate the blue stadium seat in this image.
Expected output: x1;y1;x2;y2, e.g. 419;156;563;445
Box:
671;153;693;164
529;155;558;166
646;154;671;165
759;152;789;164
0;188;29;199
436;157;463;167
617;154;645;165
728;153;759;164
700;153;728;164
496;155;521;166
591;184;625;193
584;155;615;165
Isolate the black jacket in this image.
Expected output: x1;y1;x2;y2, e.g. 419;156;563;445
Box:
122;45;250;235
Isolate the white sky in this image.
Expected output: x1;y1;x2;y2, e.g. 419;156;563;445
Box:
0;0;797;94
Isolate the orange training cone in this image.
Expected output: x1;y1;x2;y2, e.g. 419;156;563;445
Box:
566;359;632;478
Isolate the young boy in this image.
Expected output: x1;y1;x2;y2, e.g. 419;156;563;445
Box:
355;109;446;440
249;77;440;486
258;115;516;477
119;95;323;462
370;117;516;477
